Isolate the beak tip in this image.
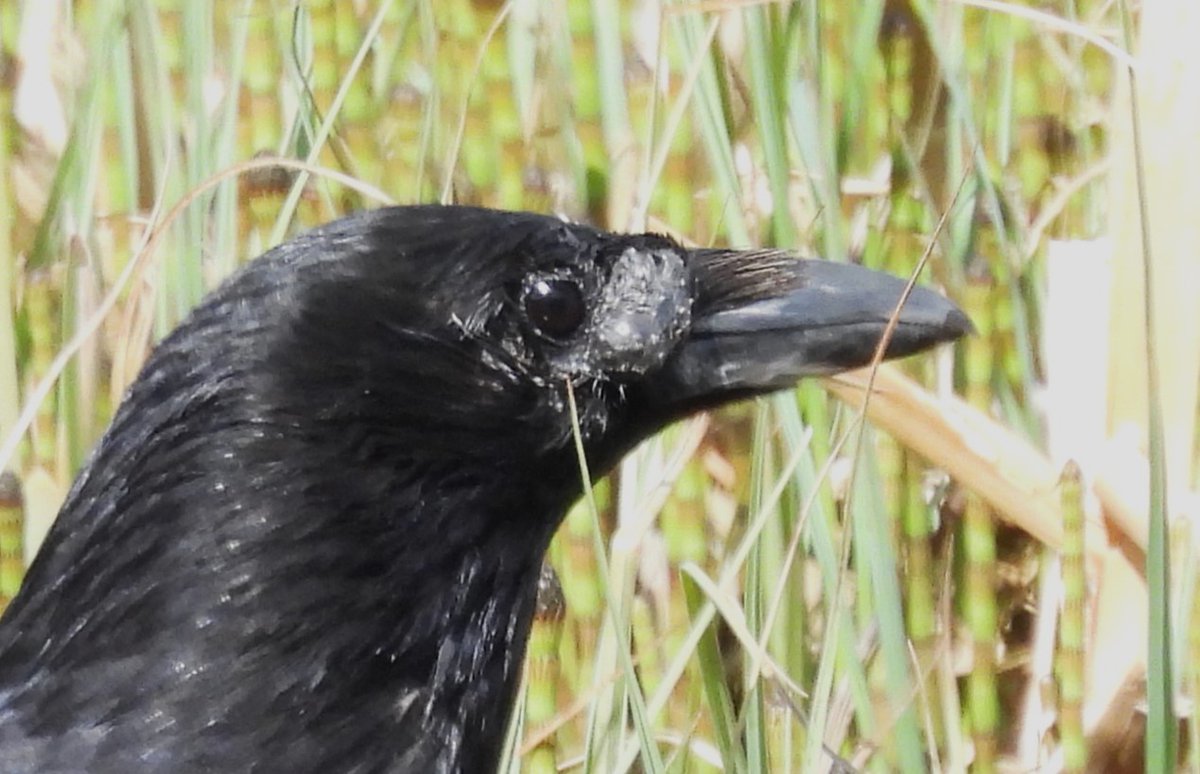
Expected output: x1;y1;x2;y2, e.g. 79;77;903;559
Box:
943;305;976;339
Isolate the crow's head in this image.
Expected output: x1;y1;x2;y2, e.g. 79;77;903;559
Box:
256;206;968;479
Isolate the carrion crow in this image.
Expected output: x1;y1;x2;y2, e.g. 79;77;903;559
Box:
0;206;969;772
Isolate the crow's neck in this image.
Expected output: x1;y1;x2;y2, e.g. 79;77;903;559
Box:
0;414;573;770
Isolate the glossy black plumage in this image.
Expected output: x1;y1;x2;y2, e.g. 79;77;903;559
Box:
0;206;969;773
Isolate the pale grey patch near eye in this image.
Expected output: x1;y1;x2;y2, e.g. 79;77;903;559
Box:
590;247;691;373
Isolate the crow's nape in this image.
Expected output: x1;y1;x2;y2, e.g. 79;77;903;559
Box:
0;205;969;773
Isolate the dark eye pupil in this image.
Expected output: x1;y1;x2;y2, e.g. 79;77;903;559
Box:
525;279;585;338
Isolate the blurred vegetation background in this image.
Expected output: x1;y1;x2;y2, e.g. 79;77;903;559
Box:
0;0;1197;771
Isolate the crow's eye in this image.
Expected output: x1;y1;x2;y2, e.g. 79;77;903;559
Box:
524;278;586;339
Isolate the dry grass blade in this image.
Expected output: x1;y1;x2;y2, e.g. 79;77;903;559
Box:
826;366;1080;555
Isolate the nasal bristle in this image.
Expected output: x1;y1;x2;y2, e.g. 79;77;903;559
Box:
688;248;800;313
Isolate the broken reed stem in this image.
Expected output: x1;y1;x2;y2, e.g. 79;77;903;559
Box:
1057;460;1086;773
962;271;999;773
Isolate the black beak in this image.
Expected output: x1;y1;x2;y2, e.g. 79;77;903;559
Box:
646;250;972;412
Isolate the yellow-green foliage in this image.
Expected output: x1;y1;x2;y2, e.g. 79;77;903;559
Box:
1;2;1180;772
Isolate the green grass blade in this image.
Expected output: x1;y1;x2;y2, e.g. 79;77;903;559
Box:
682;571;747;774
